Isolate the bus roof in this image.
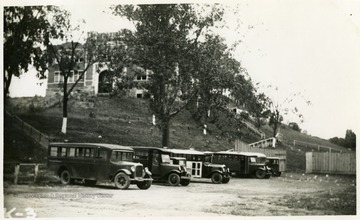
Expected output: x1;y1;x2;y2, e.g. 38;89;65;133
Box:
49;143;134;151
170;149;204;155
215;151;267;157
131;146;173;154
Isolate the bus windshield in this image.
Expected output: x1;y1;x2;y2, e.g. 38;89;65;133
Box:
249;157;257;163
161;154;172;164
111;151;133;162
256;157;267;164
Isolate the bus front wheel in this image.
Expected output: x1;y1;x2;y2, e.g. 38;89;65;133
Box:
211;173;223;184
114;173;130;189
255;169;266;179
180;179;190;186
222;177;230;183
137;181;152;190
168;173;181;186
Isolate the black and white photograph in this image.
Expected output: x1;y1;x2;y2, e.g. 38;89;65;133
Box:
2;0;358;218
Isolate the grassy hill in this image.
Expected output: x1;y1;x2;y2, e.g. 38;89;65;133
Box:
4;95;349;172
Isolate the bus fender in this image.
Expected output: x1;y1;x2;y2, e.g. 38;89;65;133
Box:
209;170;223;178
115;169;132;176
168;170;181;175
258;167;266;171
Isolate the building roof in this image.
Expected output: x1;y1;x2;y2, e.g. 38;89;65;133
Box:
49;142;134;151
215;151;267;157
131;146;173;154
169;148;205;155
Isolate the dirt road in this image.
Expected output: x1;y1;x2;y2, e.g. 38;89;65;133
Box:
3;173;356;218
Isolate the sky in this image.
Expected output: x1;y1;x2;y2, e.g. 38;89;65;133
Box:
4;0;360;140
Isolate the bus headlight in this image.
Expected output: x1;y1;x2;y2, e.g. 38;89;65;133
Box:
131;166;136;173
144;167;152;176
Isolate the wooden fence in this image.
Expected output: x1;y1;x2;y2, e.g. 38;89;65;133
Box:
306;152;356;175
293;140;347;153
249;137;276;148
240;120;266;139
235;139;287;159
13;163;47;184
5;111;49;148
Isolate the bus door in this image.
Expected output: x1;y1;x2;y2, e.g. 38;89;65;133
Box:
190;161;202;177
93;147;109;180
71;147;94;179
149;150;161;176
239;155;247;174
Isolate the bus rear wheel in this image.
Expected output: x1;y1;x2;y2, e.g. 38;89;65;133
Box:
60;170;72;185
114;173;130;189
211;173;223;184
84;180;97;186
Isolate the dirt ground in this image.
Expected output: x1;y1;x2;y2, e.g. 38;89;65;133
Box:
3;172;356;218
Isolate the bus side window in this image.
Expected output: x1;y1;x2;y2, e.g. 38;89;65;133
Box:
153;151;159;165
50;147;58;156
75;148;84;157
57;147;66;157
84;148;94;158
111;151;118;161
61;148;67;157
68;148;75;157
97;149;107;159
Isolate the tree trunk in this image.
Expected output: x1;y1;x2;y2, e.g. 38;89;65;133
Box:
61;80;68;134
272;122;278;138
4;71;13;96
161;118;170;148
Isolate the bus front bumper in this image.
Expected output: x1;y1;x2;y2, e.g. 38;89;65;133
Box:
180;172;191;180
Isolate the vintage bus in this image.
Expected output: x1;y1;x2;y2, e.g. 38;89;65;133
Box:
132;146;191;186
266;157;286;176
170;149;231;184
47;143;153;190
208;151;272;179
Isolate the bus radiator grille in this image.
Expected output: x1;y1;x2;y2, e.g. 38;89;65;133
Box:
135;166;143;177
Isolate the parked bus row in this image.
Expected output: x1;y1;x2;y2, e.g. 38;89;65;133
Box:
47;143;285;190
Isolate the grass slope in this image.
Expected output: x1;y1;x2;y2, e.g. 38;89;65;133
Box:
4;96;349;172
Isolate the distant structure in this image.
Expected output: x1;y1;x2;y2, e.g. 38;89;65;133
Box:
46;32;150;98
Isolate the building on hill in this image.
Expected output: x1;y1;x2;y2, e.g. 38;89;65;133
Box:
46;32;150;98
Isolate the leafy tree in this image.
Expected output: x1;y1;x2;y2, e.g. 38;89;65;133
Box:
269;109;283;138
288;122;301;132
329;136;346;147
3;6;69;96
329;130;356;151
47;29;129;134
113;4;225;147
265;86;310;138
190;34;241;125
344;129;356;150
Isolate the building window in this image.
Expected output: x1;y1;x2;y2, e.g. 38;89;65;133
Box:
54;71;64;83
75;70;84;82
55;70;84;84
68;70;75;83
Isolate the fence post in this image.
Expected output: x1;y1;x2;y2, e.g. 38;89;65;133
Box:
293;140;295;146
34;164;39;182
14;164;20;184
